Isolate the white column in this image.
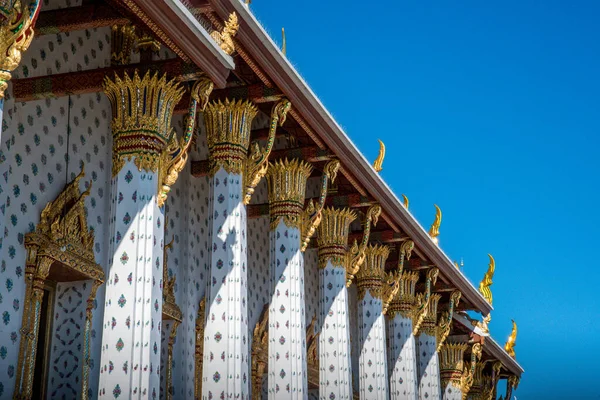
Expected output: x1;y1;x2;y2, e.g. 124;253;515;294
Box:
265;159;313;399
416;294;442;400
317;208;357;400
356;245;390;400
201;99;258;399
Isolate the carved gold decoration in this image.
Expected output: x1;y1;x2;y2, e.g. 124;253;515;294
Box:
158;77;214;207
136;32;161;53
266;158;312;230
402;194;409;209
317;207;356;270
0;0;41;99
245;98;291;204
281;27;286;55
210;12;238;55
505;319;517;358
387;271;419;319
355;244;390;300
382;241;414;315
480;361;503;400
468;360;491;399
104;70;185;177
439;343;468;390
204;98;258;175
306;314;319;387
347;204;381;286
428;204;442;243
412;267;439;335
436;290;462;351
194;298;206;399
300;159;340;251
470;313;491;339
251;304;268;399
505;375;520;399
459;342;483;399
479;254;495;305
111;23;136;65
15;165;104;400
372;139;385;172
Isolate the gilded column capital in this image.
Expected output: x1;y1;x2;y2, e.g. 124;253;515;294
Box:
0;0;41;99
355;244;390;300
204;98;258;176
104;70;185;176
437;290;462;351
317;207;356;269
300;159;340;251
459;342;483;399
387;271;419;319
346;204;382;286
439;343;468;390
265;158;312;230
412;267;439;335
245;98;291;204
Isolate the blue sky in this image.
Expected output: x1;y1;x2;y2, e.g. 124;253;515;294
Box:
249;1;600;398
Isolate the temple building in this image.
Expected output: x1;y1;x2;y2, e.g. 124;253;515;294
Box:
0;0;523;399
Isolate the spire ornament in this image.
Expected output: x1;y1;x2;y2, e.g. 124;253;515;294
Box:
372;139;385;172
281;27;286;55
300;159;340;251
479;254;495;305
346;204;382;286
505;320;517;358
429;204;442;243
402;194;409;210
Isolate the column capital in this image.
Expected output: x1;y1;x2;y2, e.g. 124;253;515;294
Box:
265;158;312;230
387;271;419;319
416;292;441;337
317;207;356;269
204;98;258;175
347;204;382;285
355;244;390;299
439;343;468;390
436;290;461;351
412;267;439;335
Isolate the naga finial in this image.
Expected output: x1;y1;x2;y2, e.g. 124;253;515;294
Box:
402;194;409;210
373;139;385;172
281;27;286;56
428;204;442;243
505;319;517;358
478;254;495;305
210;12;238;55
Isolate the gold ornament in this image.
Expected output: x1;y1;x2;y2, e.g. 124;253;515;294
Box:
111;24;136;65
300;159;340;251
347;204;382;286
506;375;520;399
439;343;468;390
204;98;258;175
505;319;517;358
402;194;409;209
158;77;214;207
317;207;356;269
372;139;385;172
428;204;442;243
355;244;390;300
103;70;185;177
0;0;41;99
194;298;206;399
459;342;483;399
245;98;291;204
16;165;104;399
210;12;238;55
251;305;268;399
479;254;495;305
266;158;312;230
436;290;462;351
412;267;439;335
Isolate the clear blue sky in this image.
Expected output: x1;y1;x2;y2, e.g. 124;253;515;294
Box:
249;1;600;398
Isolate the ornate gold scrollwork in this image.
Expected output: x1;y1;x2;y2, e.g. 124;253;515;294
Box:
459;342;483;399
468;360;491;399
480;361;503;400
194;298;206;399
346;204;381;286
300;159;340;251
110;23;136;65
412;267;439;335
355;244;390;300
15;165;104;400
436;290;462;351
103;70;185;177
439;343;468;390
505;374;520;399
244;98;291;205
0;0;41;99
265;158;312;230
210;12;238;55
158;77;214;207
372;139;385;172
428;204;442;243
387;240;419;319
317;207;356;269
505;319;517;358
204;98;258;176
479;254;495;305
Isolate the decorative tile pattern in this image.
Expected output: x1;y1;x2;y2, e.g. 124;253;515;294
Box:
417;334;441;400
358;291;388;399
267;220;307;398
388;315;418;400
202;168;249;399
319;262;353;399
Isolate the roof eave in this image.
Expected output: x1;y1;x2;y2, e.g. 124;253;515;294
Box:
210;0;492;315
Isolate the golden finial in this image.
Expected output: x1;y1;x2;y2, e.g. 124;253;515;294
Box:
478;254;495;305
505;320;517;358
373;139;385;172
454;261;460;269
428;204;442;243
245;0;251;4
281;27;286;55
210;12;238;55
402;194;409;210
